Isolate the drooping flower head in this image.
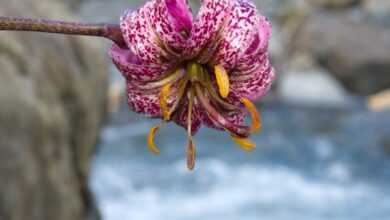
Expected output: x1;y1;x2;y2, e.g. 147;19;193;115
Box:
109;0;275;170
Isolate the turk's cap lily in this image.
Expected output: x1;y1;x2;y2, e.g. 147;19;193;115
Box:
109;0;275;170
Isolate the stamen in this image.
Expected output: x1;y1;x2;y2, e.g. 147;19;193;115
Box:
147;124;162;155
202;68;238;111
186;88;196;170
168;78;189;116
241;98;261;133
160;83;171;121
231;135;256;151
134;69;185;90
194;83;250;138
214;65;230;98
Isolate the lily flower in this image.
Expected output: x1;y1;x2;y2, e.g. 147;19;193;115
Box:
109;0;275;170
0;0;274;170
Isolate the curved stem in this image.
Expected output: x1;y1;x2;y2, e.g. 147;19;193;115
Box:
0;16;126;47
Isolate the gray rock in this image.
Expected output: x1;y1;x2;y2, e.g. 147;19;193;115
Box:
291;13;390;95
65;0;84;9
307;0;361;9
279;66;349;106
78;0;145;23
363;0;390;15
0;0;107;220
362;0;390;25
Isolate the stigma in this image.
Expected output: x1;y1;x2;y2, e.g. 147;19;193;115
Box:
147;62;262;170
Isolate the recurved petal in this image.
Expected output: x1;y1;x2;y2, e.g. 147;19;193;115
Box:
121;0;193;64
230;55;275;101
185;0;234;59
120;2;171;65
235;16;272;72
120;4;162;64
211;0;260;70
126;82;161;117
244;15;272;56
126;78;183;117
150;0;193;52
109;45;172;82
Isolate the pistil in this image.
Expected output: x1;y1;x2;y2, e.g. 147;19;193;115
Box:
186;89;196;170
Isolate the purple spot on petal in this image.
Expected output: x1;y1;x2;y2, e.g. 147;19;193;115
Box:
165;0;193;33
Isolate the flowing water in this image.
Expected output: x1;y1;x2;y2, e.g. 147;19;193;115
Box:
90;101;390;220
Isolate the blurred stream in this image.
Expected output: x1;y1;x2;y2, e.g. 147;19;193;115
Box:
90;100;390;220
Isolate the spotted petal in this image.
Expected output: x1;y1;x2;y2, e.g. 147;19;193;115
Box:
230;53;275;101
120;0;192;65
151;0;193;53
200;108;245;132
227;15;273;101
109;45;172;81
235;15;272;72
210;0;261;70
185;0;234;59
125;76;185;117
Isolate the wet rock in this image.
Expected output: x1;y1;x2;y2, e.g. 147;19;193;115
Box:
0;0;107;220
292;13;390;95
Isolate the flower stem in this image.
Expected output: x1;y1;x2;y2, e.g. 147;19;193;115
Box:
0;16;126;47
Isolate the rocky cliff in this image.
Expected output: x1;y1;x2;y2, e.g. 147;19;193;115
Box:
0;0;107;220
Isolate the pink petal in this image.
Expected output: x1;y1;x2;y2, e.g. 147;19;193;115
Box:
227;16;274;101
244;15;272;56
109;45;172;81
120;0;193;64
126;82;163;117
151;0;193;53
120;2;171;65
125;76;184;117
196;105;223;131
165;0;193;31
230;53;275;101
200;108;245;132
185;0;234;59
210;1;261;70
235;16;272;71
